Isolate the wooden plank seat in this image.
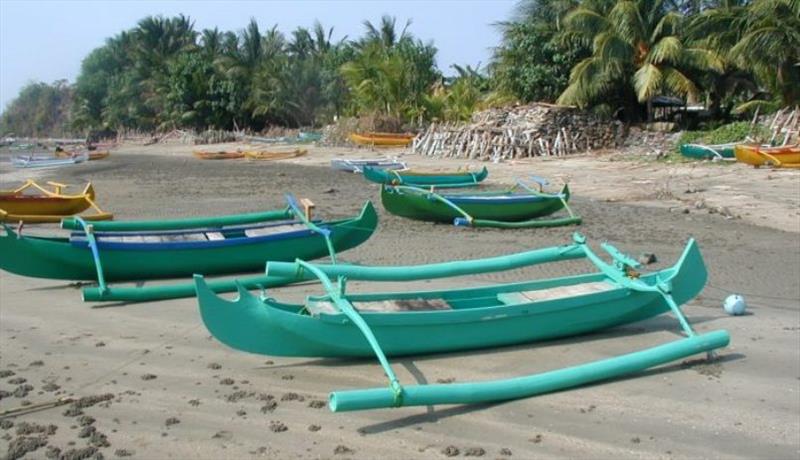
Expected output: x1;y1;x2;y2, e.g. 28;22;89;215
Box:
72;221;312;245
307;298;452;316
496;281;613;305
243;223;308;237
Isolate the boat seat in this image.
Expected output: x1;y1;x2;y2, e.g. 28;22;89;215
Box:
94;232;212;243
244;223;308;237
497;281;613;305
306;298;451;316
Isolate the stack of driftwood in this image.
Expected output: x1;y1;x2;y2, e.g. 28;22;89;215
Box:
412;103;624;160
763;106;799;145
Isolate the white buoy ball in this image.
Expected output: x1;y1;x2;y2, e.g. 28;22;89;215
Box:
724;294;747;316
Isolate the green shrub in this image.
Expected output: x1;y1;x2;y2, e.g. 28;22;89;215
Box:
675;122;770;152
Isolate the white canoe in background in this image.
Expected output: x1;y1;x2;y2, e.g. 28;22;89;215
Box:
330;158;407;173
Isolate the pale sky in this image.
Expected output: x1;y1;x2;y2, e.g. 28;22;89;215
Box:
0;0;517;110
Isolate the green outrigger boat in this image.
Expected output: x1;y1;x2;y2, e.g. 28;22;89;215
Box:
363;165;488;188
0;197;377;302
195;233;730;412
679;143;737;160
380;179;581;228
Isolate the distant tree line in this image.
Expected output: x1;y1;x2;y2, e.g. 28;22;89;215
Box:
1;1;797;136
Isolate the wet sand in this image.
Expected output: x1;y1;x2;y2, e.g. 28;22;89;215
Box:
1;146;798;459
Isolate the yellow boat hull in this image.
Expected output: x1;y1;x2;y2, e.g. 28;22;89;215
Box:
349;133;414;147
734;144;800;167
55;150;110;160
244;149;308;160
0;181;113;223
193;151;246;160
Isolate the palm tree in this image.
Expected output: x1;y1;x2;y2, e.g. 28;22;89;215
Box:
728;0;800;109
360;15;412;50
557;0;723;120
686;0;758;118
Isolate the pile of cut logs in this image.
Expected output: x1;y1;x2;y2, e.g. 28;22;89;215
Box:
412;103;625;160
763;106;799;145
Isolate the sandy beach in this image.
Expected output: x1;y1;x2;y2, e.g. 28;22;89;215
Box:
1;144;798;459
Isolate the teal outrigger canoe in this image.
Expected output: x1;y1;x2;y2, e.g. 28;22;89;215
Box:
380;179;581;228
679;143;736;160
195;233;730;412
0;197;377;302
363;165;488;188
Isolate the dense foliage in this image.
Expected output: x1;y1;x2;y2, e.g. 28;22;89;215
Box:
0;80;72;137
494;0;799;121
2;1;798;136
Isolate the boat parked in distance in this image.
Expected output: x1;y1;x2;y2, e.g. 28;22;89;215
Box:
679;143;736;160
349;132;415;147
193;150;246;160
363;165;488;188
11;152;88;169
380;179;581;228
244;149;308;161
734;144;800;168
331;158;407;173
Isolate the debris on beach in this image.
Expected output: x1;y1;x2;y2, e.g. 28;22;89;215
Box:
413;103;624;160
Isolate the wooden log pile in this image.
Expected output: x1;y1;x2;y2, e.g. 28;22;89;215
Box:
764;106;799;145
412;103;625;160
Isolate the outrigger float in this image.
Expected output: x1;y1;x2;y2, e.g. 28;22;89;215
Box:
195;233;730;412
0;196;376;302
380;177;581;228
0;180;113;223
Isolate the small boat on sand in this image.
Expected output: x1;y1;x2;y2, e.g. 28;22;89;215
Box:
349;132;415;147
55;149;110;161
193;150;246;160
363;166;488;188
380;178;581;228
734;144;800;168
331;158;407;173
0;180;113;223
11;152;88;169
244;149;308;161
0;196;377;302
679;143;736;160
195;233;729;412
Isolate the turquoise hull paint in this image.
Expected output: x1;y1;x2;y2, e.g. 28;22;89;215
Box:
196;236;707;358
363;166;488;187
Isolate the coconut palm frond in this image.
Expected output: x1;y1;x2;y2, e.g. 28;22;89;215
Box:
682;47;725;73
651;11;682;42
608;1;646;45
647;36;682;65
661;67;699;102
634;63;663;101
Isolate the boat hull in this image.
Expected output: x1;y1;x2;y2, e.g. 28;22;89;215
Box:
734;144;800;167
0;182;109;223
380;185;569;223
363;166;488;187
330;158;407;172
193;151;245;160
679;143;735;159
196;237;706;358
350;133;414;147
244;149;307;160
0;202;377;281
